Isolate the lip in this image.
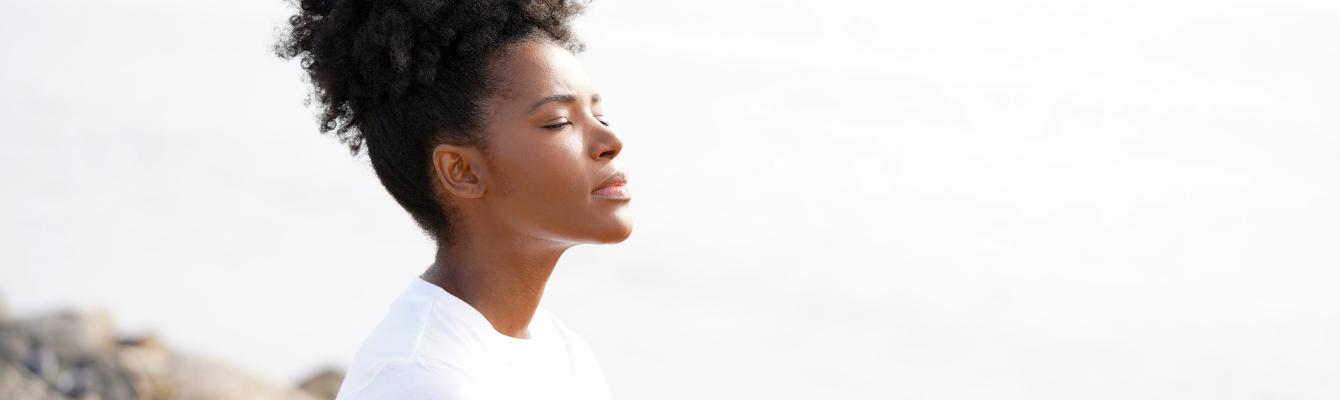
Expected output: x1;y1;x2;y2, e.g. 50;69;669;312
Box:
592;171;631;200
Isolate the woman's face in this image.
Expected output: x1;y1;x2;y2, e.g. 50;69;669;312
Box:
437;39;632;246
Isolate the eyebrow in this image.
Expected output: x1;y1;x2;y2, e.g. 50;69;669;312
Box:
523;93;601;117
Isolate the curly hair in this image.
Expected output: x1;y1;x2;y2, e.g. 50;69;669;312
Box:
276;0;587;242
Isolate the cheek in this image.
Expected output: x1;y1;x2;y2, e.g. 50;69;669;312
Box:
488;131;632;243
495;136;591;223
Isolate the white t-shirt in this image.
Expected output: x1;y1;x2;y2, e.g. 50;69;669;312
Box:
333;276;613;400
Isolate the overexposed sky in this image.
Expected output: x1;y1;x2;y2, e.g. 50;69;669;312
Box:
2;0;1338;399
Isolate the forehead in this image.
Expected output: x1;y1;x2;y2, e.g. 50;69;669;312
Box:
488;40;592;105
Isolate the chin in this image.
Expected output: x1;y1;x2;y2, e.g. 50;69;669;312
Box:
592;222;633;244
583;213;633;244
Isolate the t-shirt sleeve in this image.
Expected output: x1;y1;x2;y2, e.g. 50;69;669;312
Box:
336;358;484;400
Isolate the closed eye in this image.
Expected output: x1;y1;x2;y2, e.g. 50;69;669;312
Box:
542;122;571;130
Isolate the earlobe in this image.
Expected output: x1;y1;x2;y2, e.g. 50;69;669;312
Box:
433;144;486;199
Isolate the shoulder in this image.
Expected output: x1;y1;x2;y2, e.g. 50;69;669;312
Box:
335;358;483;400
350;280;490;363
338;282;493;399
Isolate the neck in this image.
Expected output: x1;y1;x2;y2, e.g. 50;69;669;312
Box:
420;229;569;339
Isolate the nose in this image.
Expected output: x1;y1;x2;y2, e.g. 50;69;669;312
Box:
590;117;622;161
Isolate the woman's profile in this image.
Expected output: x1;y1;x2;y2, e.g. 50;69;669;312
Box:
276;0;629;398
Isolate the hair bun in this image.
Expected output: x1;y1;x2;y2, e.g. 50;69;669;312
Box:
275;0;587;240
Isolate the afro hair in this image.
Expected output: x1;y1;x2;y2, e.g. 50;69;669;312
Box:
276;0;587;241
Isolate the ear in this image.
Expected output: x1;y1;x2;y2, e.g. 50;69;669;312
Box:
432;144;487;199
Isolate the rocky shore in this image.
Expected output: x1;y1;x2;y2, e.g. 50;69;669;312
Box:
0;295;345;400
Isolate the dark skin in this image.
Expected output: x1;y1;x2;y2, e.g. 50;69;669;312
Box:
420;39;631;339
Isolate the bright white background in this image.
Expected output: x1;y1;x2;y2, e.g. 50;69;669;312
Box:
2;0;1338;399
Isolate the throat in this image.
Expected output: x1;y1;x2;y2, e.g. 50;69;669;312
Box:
422;242;565;339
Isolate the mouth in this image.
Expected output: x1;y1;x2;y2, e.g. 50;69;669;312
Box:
592;171;631;200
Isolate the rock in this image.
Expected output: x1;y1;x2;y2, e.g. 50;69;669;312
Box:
0;309;137;400
297;368;345;400
0;360;67;400
0;305;342;400
12;308;119;357
160;354;322;400
116;334;174;400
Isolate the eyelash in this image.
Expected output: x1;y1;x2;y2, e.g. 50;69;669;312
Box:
542;118;610;130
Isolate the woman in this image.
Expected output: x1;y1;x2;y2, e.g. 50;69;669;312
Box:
276;0;629;398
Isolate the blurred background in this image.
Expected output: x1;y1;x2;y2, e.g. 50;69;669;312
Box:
2;0;1338;399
